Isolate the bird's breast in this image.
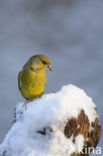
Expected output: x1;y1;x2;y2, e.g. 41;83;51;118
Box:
20;69;47;99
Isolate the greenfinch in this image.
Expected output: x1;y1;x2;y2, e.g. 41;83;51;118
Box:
18;54;52;107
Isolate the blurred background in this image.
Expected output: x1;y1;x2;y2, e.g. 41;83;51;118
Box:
0;0;103;155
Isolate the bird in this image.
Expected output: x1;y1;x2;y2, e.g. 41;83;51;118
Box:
18;54;52;108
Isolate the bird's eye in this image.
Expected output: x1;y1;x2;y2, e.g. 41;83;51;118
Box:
42;60;47;65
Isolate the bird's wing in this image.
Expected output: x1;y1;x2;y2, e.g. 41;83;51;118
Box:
18;71;22;91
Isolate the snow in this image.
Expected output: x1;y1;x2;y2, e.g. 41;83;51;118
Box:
0;85;98;156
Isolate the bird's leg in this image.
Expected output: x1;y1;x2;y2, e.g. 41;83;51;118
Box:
46;92;51;94
23;100;30;109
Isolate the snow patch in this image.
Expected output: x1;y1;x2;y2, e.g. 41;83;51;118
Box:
0;85;98;156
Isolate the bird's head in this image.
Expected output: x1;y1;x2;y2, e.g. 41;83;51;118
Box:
23;54;53;71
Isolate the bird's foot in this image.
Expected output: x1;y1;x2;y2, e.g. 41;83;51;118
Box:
23;100;29;109
46;92;51;94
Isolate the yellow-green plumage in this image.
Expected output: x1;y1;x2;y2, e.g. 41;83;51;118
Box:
18;68;47;99
18;54;52;101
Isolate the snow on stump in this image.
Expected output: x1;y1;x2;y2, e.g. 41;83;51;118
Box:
0;85;101;156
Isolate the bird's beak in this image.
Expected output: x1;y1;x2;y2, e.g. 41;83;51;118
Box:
47;65;53;71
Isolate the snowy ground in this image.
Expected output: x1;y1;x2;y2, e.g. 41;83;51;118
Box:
0;0;103;155
0;85;99;156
